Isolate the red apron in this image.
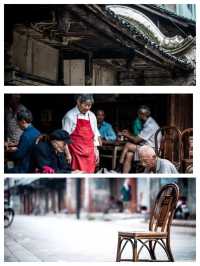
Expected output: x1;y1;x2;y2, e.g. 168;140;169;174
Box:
69;116;96;173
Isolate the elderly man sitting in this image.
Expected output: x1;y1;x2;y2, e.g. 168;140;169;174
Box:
96;109;117;144
138;145;178;173
117;105;161;173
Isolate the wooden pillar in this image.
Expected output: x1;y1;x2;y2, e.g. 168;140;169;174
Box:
85;53;93;85
167;94;193;131
57;48;64;85
129;178;137;212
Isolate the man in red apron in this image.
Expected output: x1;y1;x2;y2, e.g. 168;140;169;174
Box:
62;94;101;173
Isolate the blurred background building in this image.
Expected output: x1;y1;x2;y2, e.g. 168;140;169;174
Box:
4;178;196;219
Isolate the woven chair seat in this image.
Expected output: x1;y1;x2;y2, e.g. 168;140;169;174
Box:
118;231;167;239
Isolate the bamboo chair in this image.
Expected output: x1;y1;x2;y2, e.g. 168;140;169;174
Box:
155;126;182;171
181;128;193;173
116;183;179;262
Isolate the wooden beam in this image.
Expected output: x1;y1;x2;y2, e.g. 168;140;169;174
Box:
64;5;188;72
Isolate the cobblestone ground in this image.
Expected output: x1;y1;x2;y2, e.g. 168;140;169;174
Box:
4;215;196;262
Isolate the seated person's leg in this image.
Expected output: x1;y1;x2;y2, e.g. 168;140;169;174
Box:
119;142;136;164
123;151;134;173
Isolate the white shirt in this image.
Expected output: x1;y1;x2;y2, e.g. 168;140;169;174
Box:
5;104;28;142
62;106;100;146
138;117;161;148
144;158;178;174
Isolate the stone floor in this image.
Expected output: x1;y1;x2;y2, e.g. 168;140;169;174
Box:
4;215;196;262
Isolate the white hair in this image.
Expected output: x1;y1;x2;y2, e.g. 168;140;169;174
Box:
76;94;94;104
138;145;156;157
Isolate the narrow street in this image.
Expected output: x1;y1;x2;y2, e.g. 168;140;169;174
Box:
4;215;196;262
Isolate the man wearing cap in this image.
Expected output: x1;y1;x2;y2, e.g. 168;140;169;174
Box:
118;105;161;173
62;94;101;173
32;129;76;173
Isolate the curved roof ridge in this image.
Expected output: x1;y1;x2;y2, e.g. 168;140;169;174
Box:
105;5;194;71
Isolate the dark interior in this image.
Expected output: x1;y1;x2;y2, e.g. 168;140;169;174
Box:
5;94;173;134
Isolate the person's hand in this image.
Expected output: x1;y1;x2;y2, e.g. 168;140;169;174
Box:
64;144;72;164
66;153;72;164
65;150;72;164
10;141;18;146
42;166;55;173
122;129;131;138
72;170;85;173
7;146;17;152
98;136;102;146
95;147;100;165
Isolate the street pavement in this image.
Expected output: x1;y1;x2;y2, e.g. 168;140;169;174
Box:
4;215;196;262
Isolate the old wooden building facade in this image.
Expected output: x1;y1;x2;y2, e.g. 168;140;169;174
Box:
4;4;196;85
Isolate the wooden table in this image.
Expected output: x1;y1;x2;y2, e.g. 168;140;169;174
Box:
98;141;125;170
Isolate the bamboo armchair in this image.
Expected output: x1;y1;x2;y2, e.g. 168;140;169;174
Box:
116;183;179;262
155;126;182;171
181;128;193;172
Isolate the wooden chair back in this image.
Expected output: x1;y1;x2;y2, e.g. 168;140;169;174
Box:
149;183;179;234
155;126;182;170
181;128;193;161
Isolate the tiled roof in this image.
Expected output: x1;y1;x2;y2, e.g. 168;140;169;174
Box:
104;6;194;71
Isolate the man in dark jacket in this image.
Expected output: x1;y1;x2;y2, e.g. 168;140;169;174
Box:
5;109;40;173
32;129;80;173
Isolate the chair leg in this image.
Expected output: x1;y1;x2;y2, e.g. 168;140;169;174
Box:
116;235;122;262
165;238;174;262
133;239;138;261
112;147;118;170
149;240;156;260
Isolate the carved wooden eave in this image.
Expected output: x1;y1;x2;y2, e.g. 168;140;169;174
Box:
6;4;195;76
106;6;194;53
104;5;194;71
55;4;194;73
